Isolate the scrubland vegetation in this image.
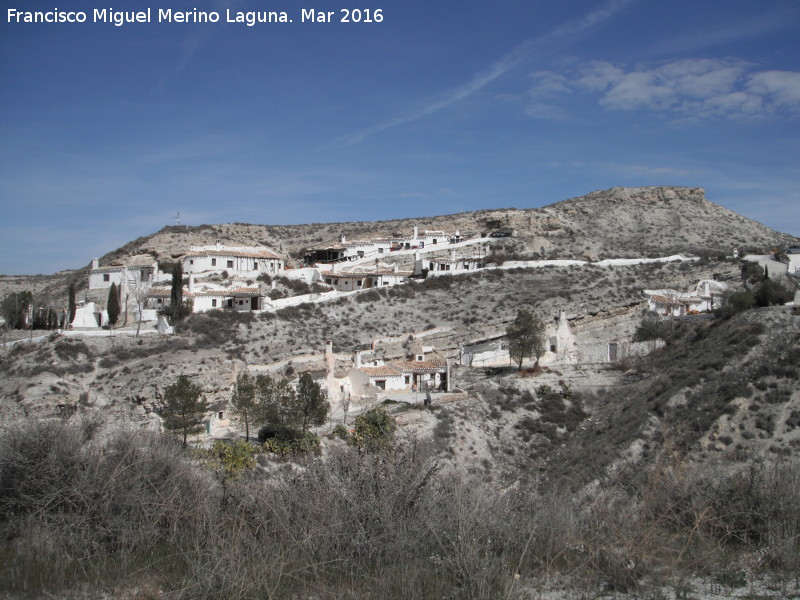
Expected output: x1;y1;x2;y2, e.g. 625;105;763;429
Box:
1;416;798;599
2;188;799;598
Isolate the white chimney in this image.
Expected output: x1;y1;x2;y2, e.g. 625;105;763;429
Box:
188;273;195;293
353;350;362;369
91;258;99;270
450;248;456;261
413;225;418;239
393;263;398;273
325;340;333;356
341;234;347;243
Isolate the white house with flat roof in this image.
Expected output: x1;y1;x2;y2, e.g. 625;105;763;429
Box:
321;261;412;292
415;247;486;276
88;257;159;290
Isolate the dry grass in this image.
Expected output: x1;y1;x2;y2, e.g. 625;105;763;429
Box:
1;418;798;599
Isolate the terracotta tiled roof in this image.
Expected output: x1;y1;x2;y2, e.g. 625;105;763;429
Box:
388;359;448;373
188;291;227;297
184;249;280;259
430;257;482;264
648;294;703;305
147;288;172;298
360;365;402;377
326;270;412;278
91;265;125;272
230;288;261;296
186;287;261;297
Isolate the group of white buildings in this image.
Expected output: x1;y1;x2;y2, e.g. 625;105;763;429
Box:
642;279;730;317
304;226;463;264
83;228;489;326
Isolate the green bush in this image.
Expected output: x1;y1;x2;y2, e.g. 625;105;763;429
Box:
717;290;755;319
204;440;258;476
262;432;320;455
351;407;396;452
332;424;349;439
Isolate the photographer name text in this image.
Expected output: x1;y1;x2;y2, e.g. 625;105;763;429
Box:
6;7;384;26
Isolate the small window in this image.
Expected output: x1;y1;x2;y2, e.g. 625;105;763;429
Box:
211;258;217;266
357;280;362;287
157;299;162;304
103;274;110;282
218;411;224;419
254;263;259;269
404;376;410;385
325;279;332;285
227;260;234;268
211;299;217;307
227;299;233;307
189;259;194;265
416;355;424;362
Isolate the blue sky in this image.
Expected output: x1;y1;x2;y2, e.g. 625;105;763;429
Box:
1;0;799;275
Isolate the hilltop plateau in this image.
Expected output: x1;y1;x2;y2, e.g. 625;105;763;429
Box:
99;186;795;267
1;186;798;599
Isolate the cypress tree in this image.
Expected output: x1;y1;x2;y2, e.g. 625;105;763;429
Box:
170;262;184;322
67;283;77;328
107;282;120;327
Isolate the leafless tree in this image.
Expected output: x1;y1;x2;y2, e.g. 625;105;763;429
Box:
341;392;351;425
129;276;152;338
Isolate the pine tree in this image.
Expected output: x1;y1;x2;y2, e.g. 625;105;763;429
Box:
161;376;208;446
106;282;120;327
296;372;329;434
230;370;258;442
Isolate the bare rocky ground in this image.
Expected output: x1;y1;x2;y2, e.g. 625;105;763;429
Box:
95;186;796;269
1;257;741;425
1;186;799;599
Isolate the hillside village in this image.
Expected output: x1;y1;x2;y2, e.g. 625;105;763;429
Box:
2;187;799;432
2;186;799;599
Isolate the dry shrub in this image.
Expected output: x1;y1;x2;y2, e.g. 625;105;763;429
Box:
0;418;213;594
3;419;798;598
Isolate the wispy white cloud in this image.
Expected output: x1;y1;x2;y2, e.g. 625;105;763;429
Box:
341;0;636;145
747;71;800;107
645;7;800;57
527;58;800;121
157;0;247;88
